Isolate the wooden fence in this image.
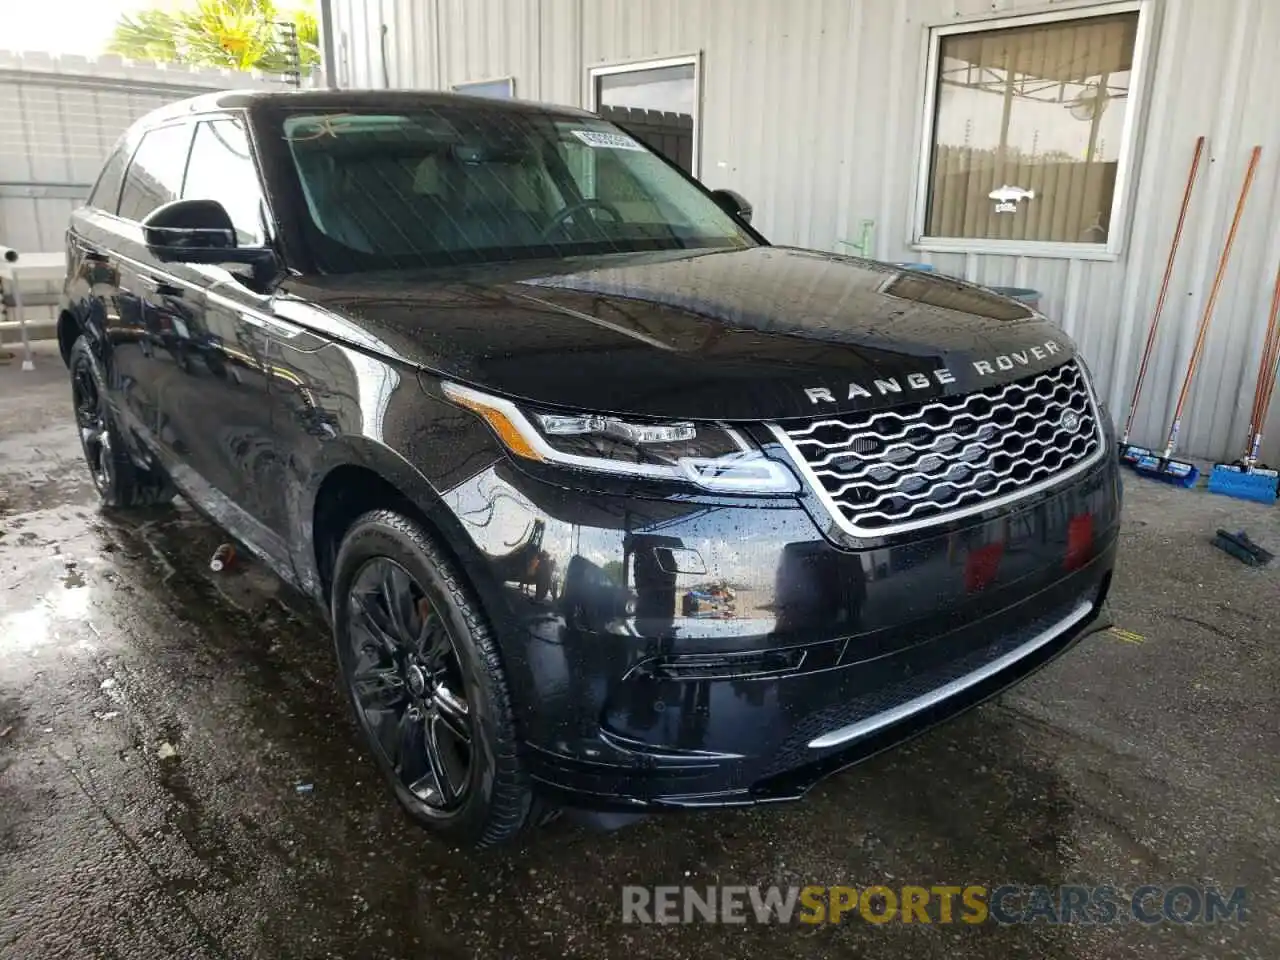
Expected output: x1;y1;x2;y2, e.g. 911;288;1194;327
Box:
599;106;694;173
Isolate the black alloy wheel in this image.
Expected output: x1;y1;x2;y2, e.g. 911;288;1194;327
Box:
68;337;174;508
72;359;113;494
331;510;537;845
345;557;473;809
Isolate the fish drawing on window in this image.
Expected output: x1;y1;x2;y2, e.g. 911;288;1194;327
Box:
989;184;1035;214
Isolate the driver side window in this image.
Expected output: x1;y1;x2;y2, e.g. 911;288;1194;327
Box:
182;119;267;246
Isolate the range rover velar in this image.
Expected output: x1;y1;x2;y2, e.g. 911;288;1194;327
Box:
59;90;1120;846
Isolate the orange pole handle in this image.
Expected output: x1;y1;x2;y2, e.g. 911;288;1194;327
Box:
1122;135;1205;444
1246;262;1280;461
1164;146;1262;459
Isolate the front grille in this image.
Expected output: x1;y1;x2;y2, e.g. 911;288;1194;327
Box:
776;361;1103;535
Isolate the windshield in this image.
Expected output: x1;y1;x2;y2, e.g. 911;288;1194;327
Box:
278;108;755;272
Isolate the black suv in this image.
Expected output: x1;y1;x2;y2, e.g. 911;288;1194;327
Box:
59;90;1120;846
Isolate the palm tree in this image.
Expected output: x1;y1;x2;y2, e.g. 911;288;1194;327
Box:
109;0;320;73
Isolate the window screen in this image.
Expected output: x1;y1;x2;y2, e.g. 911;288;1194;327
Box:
117;123;193;223
87;145;129;213
924;12;1140;244
182;119;266;245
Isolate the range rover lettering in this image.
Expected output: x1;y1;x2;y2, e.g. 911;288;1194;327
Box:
58;91;1120;846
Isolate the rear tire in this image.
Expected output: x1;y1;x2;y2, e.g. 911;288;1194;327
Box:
69;336;174;509
331;509;537;847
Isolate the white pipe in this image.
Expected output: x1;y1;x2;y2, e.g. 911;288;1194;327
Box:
319;0;339;89
0;246;17;263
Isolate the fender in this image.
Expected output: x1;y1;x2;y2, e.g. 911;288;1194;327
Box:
287;429;508;613
58;263;97;357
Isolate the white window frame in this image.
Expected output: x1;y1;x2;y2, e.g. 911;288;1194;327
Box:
586;54;703;177
909;0;1155;261
451;76;516;99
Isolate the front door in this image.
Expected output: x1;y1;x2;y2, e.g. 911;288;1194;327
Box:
143;116;294;574
102;121;194;453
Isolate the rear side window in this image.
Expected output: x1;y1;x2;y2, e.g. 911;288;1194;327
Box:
87;145;128;213
117;123;194;222
182;119;266;246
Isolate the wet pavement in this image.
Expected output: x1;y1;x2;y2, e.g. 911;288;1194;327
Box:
2;342;1277;959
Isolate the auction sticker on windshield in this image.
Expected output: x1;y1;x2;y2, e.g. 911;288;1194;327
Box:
571;129;646;151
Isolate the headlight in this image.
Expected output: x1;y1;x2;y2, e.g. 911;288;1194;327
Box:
443;382;798;494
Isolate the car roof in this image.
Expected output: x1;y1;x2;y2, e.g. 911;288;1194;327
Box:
136;88;596;130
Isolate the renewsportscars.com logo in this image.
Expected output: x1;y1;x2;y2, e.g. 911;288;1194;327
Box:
621;884;1249;926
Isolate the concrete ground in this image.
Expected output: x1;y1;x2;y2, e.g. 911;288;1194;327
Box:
1;342;1277;959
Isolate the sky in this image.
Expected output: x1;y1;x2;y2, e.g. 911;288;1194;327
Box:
4;0;178;56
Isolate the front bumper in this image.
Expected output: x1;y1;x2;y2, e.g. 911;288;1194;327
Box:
440;448;1122;811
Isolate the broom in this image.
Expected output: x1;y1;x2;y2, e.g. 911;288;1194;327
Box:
1133;146;1263;487
1120;136;1206;465
1207;259;1280;504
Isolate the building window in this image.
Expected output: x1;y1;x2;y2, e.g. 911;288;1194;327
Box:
915;3;1150;257
588;56;699;174
452;77;515;99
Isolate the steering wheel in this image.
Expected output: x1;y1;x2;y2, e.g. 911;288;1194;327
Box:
540;199;623;239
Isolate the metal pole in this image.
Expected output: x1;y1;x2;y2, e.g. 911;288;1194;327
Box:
1085;73;1109;165
14;279;34;371
319;0;339;89
0;249;34;371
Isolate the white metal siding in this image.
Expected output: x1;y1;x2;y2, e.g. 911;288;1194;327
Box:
0;52;288;254
330;0;1280;462
0;52;292;330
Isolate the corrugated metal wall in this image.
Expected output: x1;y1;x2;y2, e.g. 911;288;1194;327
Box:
0;52;287;254
332;0;1280;462
0;53;292;331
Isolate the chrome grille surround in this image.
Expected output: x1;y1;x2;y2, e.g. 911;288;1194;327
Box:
769;361;1106;538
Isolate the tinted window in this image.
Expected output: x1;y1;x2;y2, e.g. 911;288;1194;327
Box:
279;110;752;273
87;145;128;212
182;119;266;246
117;123;193;222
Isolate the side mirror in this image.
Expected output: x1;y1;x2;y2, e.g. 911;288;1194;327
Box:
141;199;269;267
710;188;753;224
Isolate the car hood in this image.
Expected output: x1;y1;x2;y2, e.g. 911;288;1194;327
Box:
277;246;1076;421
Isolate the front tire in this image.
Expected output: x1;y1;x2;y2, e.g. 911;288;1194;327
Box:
331;509;536;847
69;336;174;508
